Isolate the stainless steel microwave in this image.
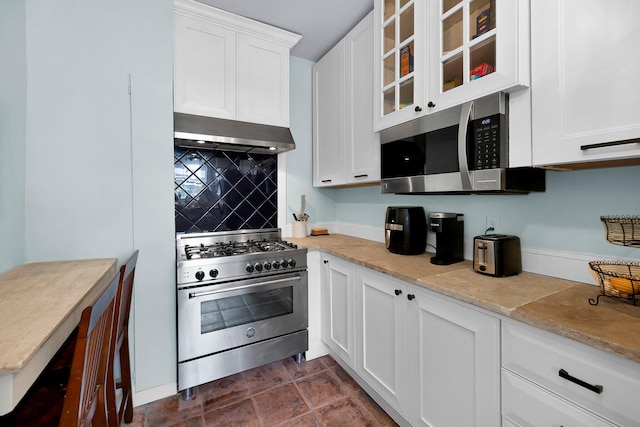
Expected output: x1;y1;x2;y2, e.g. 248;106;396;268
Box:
380;93;545;194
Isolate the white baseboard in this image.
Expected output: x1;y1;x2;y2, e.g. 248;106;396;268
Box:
520;246;622;285
132;382;177;407
334;222;384;242
306;339;330;361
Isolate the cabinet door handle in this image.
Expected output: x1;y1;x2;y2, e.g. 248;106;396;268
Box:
321;179;332;183
323;260;329;264
427;101;436;108
580;138;639;150
414;105;422;112
558;369;603;394
407;294;415;300
394;289;402;296
354;174;368;178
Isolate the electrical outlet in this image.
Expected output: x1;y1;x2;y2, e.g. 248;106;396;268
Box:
486;216;500;233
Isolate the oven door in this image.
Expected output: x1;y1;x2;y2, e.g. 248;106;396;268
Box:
177;271;308;362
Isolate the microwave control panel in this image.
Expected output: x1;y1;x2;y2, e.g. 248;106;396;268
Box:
471;114;507;170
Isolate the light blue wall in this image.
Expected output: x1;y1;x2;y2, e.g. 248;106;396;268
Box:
329;166;640;259
17;0;176;394
0;0;27;272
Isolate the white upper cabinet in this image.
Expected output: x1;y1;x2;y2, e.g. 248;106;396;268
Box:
427;0;529;113
345;13;381;184
313;12;379;187
236;34;292;126
531;0;640;168
313;39;346;187
373;0;530;131
174;11;236;120
173;0;300;127
374;0;428;130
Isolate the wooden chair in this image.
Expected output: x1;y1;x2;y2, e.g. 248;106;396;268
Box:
105;250;139;426
59;270;121;427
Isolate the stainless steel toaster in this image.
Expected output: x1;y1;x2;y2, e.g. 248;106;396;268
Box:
473;234;521;277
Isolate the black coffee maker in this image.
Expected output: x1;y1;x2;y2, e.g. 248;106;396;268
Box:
428;212;464;265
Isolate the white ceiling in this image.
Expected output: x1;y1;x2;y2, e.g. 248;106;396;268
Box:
195;0;374;62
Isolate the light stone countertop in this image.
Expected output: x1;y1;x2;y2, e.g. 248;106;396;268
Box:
290;234;640;364
0;258;117;415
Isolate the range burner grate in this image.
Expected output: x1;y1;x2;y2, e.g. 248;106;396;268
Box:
184;239;298;260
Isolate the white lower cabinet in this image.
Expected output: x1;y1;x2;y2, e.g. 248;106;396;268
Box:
502;320;640;427
355;268;408;415
320;253;356;367
320;253;640;426
407;286;501;427
502;370;616;427
305;251;329;360
349;262;500;426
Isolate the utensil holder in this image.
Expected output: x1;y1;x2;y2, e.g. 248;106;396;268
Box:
292;221;307;238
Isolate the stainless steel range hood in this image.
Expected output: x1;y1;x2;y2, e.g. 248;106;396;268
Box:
174;112;296;154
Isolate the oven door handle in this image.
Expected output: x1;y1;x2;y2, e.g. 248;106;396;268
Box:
188;274;302;299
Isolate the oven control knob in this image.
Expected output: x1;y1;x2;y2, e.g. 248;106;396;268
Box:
195;270;205;281
263;262;271;271
246;264;254;273
279;259;287;269
209;269;218;278
254;263;263;272
287;259;296;268
272;261;280;270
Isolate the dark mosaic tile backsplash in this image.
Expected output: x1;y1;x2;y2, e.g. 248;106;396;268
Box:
174;148;277;233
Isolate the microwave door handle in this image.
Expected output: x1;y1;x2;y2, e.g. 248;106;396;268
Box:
458;100;473;191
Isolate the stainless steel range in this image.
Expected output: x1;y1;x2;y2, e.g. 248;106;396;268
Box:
176;228;308;396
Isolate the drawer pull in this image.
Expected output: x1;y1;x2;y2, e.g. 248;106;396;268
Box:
580;138;639;150
558;369;603;394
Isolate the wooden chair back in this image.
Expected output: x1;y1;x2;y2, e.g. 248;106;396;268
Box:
106;250;139;426
59;270;120;427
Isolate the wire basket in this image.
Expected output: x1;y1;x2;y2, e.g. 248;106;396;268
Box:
588;260;640;305
600;216;640;247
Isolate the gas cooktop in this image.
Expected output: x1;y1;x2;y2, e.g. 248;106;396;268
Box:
176;229;307;287
176;229;298;260
184;240;298;260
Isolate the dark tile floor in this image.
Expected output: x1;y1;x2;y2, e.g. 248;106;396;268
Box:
129;355;398;427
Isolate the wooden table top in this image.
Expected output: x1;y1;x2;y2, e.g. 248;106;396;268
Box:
0;258;117;415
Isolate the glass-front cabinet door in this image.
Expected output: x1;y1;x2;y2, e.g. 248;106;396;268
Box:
428;0;529;112
374;0;427;131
